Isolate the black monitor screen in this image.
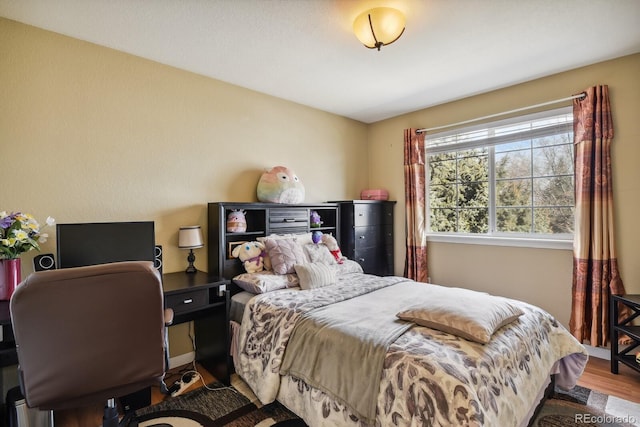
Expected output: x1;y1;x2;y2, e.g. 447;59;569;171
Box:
56;221;155;269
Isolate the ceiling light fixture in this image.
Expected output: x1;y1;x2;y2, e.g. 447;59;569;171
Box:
353;7;405;51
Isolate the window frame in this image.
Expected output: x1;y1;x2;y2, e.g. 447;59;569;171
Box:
424;107;574;250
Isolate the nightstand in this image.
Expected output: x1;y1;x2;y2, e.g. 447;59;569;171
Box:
163;271;231;384
610;294;640;375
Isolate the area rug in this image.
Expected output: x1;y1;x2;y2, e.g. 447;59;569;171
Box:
136;378;639;427
530;385;640;427
135;376;306;427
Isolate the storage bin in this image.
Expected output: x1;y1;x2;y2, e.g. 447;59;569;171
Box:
360;189;389;201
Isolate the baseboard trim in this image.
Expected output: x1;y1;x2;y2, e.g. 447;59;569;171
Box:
169;352;195;369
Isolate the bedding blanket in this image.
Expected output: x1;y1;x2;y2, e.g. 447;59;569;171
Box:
235;273;588;427
280;282;418;424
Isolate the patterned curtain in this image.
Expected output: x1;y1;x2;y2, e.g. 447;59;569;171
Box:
403;129;428;282
569;85;628;346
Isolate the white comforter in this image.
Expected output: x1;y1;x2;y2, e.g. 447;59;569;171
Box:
235;273;588;427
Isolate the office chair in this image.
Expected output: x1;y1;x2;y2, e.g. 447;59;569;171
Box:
10;261;167;427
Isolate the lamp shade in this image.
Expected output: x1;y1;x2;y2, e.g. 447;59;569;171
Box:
178;226;204;249
353;7;405;50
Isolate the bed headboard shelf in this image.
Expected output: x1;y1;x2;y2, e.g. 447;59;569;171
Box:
207;202;339;280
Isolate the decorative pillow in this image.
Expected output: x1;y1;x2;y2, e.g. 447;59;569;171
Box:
233;271;299;294
396;291;524;344
294;263;337;290
258;233;295;242
258;232;311;243
303;244;337;265
294;232;314;246
258;233;312;267
264;237;307;275
332;259;364;275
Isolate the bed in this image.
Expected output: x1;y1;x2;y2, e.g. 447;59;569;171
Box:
226;234;588;427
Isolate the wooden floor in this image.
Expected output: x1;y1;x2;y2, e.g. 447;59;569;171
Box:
54;356;640;426
576;356;640;403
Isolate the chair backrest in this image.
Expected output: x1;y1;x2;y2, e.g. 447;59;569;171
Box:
10;261;165;410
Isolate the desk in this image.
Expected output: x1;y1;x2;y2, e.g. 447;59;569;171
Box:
163;271;231;384
0;271;231;384
0;301;17;368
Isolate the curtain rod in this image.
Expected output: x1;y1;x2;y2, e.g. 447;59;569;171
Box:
416;92;586;134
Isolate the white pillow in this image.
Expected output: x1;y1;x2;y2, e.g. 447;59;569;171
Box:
264;237;307;275
233;271;299;294
331;259;364;275
258;233;312;267
303;244;337;265
294;263;337;290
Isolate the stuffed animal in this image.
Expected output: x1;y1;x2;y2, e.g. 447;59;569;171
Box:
256;166;305;204
226;209;247;233
231;241;267;273
321;234;344;264
312;230;323;244
310;211;323;228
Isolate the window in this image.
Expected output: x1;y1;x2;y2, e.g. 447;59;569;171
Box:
426;107;574;246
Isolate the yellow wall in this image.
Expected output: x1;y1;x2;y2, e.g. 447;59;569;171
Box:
3;16;639;354
0;18;369;356
368;53;640;328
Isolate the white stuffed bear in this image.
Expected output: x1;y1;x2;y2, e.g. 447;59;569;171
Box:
321;234;345;264
232;241;268;273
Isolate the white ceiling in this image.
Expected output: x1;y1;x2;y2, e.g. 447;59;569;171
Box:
1;0;639;123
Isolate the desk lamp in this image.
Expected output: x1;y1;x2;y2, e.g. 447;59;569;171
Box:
178;226;204;273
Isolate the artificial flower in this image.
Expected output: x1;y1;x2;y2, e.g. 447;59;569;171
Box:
0;211;55;259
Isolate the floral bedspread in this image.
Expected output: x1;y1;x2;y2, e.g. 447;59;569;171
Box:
235;273;588;427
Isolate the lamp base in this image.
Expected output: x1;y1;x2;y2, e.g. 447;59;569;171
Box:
185;249;197;274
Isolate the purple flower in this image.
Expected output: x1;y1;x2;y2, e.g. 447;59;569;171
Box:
0;214;15;229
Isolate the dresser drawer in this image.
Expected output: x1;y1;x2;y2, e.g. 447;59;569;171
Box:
353;245;393;276
353;224;393;249
165;288;209;315
268;208;308;231
353;203;394;226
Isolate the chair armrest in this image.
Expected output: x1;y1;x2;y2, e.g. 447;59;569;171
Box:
164;308;174;326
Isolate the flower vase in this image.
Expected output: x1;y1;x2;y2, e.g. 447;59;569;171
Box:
0;258;21;301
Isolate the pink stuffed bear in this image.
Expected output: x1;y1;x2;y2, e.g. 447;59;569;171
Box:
321;234;344;264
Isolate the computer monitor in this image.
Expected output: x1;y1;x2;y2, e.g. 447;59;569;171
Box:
56;221;155;269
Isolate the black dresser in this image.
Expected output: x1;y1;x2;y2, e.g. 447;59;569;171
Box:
331;200;396;276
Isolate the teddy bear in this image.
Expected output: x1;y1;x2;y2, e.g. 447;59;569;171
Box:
321;234;344;264
231;241;268;273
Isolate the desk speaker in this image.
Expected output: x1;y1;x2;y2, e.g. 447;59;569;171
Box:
154;245;163;275
33;254;56;272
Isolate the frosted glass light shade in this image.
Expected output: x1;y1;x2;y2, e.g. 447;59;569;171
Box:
353;7;405;50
